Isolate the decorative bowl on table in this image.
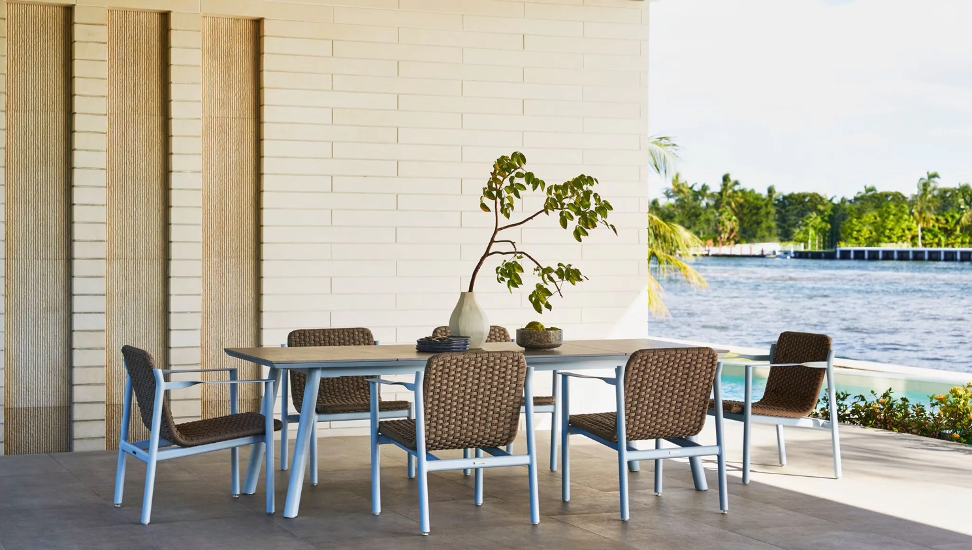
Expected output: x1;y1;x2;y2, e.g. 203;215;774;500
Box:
515;327;563;350
416;336;470;353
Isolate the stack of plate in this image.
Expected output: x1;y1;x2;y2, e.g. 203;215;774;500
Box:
416;336;470;353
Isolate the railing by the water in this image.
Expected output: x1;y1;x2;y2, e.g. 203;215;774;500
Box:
829;247;972;262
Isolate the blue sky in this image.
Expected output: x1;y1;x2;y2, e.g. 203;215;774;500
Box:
648;0;972;200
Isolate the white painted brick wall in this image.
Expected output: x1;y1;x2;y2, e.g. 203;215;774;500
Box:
0;0;650;451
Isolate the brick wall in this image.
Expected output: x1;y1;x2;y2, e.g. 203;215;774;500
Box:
0;0;650;452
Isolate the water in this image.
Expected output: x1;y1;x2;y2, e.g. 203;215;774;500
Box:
649;257;972;374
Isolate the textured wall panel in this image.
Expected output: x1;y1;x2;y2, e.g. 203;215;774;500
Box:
105;9;170;447
4;3;73;454
201;17;261;417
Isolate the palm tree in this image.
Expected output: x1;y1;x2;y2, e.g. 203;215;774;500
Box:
957;183;972;228
715;173;742;246
913;171;940;248
646;136;707;317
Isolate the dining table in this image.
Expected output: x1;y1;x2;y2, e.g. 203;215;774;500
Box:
225;338;729;518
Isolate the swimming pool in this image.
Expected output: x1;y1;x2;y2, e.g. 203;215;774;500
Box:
720;363;957;405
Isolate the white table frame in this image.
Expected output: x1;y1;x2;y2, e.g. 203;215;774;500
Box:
226;339;717;518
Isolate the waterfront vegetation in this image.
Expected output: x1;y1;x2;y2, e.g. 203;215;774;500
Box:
813;384;972;444
650;171;972;249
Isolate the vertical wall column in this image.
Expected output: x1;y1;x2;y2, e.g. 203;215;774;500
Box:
200;16;261;417
104;9;170;447
4;3;73;454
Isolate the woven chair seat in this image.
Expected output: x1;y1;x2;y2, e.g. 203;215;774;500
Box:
315;400;410;415
569;413;619;442
523;395;555;407
379;419;420;450
711;398;815;419
173;412;282;447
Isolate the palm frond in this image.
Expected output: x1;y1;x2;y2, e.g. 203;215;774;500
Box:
647;135;681;182
647;213;707;318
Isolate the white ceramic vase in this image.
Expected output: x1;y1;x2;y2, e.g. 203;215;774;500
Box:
448;291;490;349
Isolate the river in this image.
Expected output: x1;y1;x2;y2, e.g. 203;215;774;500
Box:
648;256;972;374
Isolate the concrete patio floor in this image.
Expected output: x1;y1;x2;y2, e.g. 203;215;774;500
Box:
1;421;970;550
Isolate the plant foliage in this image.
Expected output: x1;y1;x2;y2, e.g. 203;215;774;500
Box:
812;384;972;444
469;152;616;313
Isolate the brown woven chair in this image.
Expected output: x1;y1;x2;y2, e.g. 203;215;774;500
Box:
369;351;540;535
561;347;727;520
434;325;560;471
280;327;412;484
710;331;839;483
113;345;279;524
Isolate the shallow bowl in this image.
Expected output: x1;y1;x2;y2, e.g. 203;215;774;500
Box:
515;328;563;350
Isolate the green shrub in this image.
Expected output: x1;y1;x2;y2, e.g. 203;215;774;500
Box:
811;383;972;444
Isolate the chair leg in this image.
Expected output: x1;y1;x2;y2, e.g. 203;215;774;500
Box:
141;448;159;525
265;438;275;515
281;375;290;471
687;435;707;491
776;424;787;466
506;442;514;454
463;448;471;476
618;443;630;521
743;366;753;485
832;422;842;479
231;447;241;496
407;406;416;479
716;419;729;514
310;415;319;487
628;457;640;472
550;374;561;471
653;439;663;496
525;400;540;525
474;449;484;506
417;451;431;535
371;434;381;515
113;448;127;507
561;376;571;503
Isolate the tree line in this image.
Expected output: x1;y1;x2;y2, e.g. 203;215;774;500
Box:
649;171;972;249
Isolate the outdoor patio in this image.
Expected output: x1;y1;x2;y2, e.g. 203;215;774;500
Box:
1;422;970;550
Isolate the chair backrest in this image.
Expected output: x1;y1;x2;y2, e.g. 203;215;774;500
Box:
760;331;832;416
622;347;719;441
421;350;526;451
432;325;511;343
288;327;375;408
120;345;180;442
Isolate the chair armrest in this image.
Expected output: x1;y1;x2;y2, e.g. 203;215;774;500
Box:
159;368;238;375
162;378;273;390
366;378;416;391
722;354;772;363
560;372;617;385
745;362;829;369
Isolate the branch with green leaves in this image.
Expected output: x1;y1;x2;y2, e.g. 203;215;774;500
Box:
468;151;616;313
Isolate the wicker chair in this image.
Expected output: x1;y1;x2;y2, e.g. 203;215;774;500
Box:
434;325;560;471
113;345;278;524
280;327;413;484
369;351;539;535
710;331;839;483
561;347;727;520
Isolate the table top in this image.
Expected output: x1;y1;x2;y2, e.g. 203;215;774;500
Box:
225;338;728;371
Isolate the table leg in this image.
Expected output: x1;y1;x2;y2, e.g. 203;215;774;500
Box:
244;367;282;494
283;368;322;518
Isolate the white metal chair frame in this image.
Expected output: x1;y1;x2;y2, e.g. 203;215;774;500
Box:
277;341;415;483
368;367;540;535
560;361;729;520
719;346;841;484
113;367;276;524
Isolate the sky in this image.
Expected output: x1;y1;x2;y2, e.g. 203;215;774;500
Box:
647;0;972;201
